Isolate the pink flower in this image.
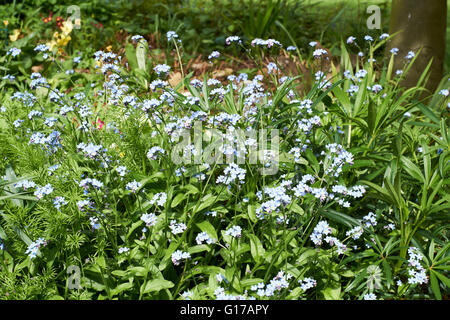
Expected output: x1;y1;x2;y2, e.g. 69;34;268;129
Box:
94;118;105;130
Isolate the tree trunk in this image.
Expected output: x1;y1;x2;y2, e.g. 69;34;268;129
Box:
388;0;447;95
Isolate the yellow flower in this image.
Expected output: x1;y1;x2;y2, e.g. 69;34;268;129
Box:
61;20;73;35
57;34;71;47
106;45;112;52
119;152;125;158
9;29;20;42
46;39;57;50
3;20;8;27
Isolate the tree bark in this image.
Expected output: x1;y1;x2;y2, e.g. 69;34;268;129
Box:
388;0;447;95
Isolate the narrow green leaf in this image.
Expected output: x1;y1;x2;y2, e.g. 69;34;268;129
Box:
142;278;174;293
247;234;265;263
430;271;442;300
196;220;218;241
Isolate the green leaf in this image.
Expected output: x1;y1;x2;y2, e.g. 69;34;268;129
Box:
382;259;392;288
142;278;174;293
188;244;210;254
406;121;439;129
290;202;304;215
322;286;341;300
127;220;144;239
433;271;450;288
4;164;23;207
124;43;138;71
111;282;134;296
160;241;179;271
401;157;424;183
367;98;376;136
417;103;440;124
0;193;37;202
0;224;7;240
430;271;442;300
247;234;265;263
434;242;450;262
241;278;264;288
428;239;435;261
12;226;32;246
344;269;367;292
129;267;148;277
319;208;359;228
196;220;218;241
111;270;128;277
193;194;217;213
332;86;352;116
247;204;257;223
171;193;186;208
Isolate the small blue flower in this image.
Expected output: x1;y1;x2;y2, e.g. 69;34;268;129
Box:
166;31;180;42
7;47;21;57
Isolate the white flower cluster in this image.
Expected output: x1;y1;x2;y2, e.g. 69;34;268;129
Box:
150;192;167;207
310;220;332;246
224;225;242;238
149;79;168;91
362;212;377;227
250;271;292;297
53;196;68;210
77;142;104;159
288;144;308;162
225;36;242;45
251;38;282;48
169;220;187;235
166;31;180;42
15;179;36;190
298;277;317;291
364;293;377;300
34;184;53;199
171;250;190;265
346;225;364;240
79;178;104;190
208;112;241;127
407;247;428;285
126;180;142;193
208;51;220;60
216;163;246;185
296;115;322;133
256;185;291;219
28;110;43;120
142;98;161;112
214;287;249;300
116;166;127;177
25;237;47;259
323;143;354;177
147;146;165;160
118;247;130;254
131;34;143;42
195;232;216;245
323;235;347;255
313;48;327;58
154;64;171;77
140;213;157;227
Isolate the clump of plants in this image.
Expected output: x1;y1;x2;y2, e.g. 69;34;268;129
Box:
0;28;448;300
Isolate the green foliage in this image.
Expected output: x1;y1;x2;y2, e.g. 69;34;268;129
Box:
0;0;449;301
